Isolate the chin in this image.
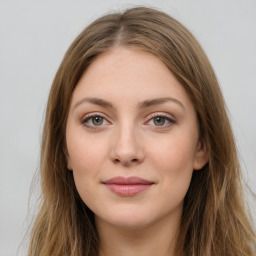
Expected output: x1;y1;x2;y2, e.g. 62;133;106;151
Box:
95;203;172;232
104;217;153;231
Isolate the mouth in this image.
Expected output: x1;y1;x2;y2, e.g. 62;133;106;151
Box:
102;176;155;197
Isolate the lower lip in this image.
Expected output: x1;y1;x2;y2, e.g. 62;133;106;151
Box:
104;184;153;196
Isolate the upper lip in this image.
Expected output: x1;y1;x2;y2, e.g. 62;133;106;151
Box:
103;176;154;185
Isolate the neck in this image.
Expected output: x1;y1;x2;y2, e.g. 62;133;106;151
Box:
95;213;181;256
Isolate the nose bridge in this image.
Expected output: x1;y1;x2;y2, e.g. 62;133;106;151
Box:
117;122;137;151
110;120;144;165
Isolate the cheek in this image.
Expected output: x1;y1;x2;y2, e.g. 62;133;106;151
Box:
149;134;197;172
148;135;196;197
68;146;103;211
67;130;108;172
66;133;108;201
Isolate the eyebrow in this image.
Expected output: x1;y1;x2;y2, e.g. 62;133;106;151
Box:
73;97;184;110
138;97;184;109
73;97;114;109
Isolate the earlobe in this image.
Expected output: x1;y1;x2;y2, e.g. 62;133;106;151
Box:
64;147;73;171
66;158;73;171
193;139;209;170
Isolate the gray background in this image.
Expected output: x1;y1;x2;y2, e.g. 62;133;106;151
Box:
0;0;255;255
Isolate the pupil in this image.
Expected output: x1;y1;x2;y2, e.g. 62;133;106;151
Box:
154;117;165;126
92;116;103;126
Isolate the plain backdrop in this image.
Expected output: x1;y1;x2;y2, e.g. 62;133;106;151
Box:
0;0;255;255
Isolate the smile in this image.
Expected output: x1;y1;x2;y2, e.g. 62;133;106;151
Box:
102;176;155;197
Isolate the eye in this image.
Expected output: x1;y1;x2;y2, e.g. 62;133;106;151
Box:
153;116;166;126
147;115;176;127
82;114;109;128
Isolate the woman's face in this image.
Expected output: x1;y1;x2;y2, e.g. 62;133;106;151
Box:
66;48;207;230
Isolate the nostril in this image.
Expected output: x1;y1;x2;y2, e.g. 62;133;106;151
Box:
114;159;120;164
113;158;139;165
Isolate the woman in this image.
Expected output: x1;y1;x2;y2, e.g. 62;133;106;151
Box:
27;7;256;256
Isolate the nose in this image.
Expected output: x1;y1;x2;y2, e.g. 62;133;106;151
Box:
109;124;145;166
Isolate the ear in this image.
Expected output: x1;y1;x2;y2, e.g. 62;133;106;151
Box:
64;147;73;171
193;138;209;170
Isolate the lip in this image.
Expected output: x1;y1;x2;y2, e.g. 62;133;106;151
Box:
102;176;154;197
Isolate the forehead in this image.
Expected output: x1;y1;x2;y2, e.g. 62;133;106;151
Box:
70;47;194;111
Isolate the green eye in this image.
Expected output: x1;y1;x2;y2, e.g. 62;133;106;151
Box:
148;115;175;128
153;116;166;126
82;115;108;128
92;116;104;126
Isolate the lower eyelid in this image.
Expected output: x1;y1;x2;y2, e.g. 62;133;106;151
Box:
80;113;175;127
146;115;176;127
81;113;114;129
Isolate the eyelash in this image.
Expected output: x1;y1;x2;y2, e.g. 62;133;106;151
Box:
146;114;176;128
81;113;110;129
81;113;176;129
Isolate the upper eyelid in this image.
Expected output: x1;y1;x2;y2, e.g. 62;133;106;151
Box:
81;112;110;120
145;113;177;127
81;113;111;127
81;114;111;129
80;111;176;123
146;112;176;120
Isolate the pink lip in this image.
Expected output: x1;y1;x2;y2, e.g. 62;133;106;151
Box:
102;176;154;196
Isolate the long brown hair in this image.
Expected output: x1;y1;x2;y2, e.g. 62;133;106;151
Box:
27;7;256;256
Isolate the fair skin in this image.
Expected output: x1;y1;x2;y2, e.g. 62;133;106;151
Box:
66;47;208;256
